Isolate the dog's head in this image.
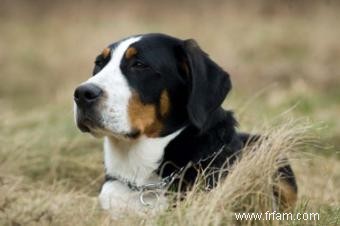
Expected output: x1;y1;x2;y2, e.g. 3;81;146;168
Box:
74;33;231;139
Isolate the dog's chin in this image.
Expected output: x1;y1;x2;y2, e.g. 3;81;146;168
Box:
104;129;141;140
77;120;140;140
76;116;104;137
77;122;102;137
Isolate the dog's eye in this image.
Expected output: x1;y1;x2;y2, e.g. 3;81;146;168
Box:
94;60;102;66
131;60;149;70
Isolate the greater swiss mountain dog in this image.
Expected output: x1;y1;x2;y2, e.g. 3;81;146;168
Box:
73;33;297;216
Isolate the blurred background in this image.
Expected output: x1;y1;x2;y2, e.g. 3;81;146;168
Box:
0;0;339;224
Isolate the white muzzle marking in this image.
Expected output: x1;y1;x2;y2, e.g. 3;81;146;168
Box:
75;36;141;136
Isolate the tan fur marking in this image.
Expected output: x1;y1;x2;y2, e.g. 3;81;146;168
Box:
125;47;138;59
102;48;111;58
160;90;170;117
276;180;298;211
128;92;163;137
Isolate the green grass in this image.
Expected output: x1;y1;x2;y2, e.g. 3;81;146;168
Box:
0;1;339;225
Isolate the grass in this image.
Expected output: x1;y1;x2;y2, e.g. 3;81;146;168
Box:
0;1;339;225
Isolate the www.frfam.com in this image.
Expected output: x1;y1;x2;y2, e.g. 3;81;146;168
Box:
234;211;320;221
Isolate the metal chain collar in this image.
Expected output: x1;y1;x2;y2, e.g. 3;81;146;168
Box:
107;144;225;208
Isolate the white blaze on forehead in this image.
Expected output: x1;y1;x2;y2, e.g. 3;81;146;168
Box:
83;36;142;134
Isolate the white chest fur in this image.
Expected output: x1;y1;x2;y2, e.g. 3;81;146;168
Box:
103;131;180;186
99;132;180;217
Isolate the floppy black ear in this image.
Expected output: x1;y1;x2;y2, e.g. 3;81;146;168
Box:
182;39;232;130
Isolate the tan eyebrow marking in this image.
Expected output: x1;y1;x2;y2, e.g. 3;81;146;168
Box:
125;47;138;59
102;48;111;58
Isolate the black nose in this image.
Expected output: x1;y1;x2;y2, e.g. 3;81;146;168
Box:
74;83;103;107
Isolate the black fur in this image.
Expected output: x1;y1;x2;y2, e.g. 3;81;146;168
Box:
183;39;232;130
158;109;243;190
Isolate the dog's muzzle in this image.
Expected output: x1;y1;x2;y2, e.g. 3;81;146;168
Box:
74;83;103;132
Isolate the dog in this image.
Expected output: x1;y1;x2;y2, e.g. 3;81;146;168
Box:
73;33;297;216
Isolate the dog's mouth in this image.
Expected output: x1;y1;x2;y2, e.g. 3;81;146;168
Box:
76;112;140;139
77;118;94;133
76;117;102;137
123;129;140;139
76;109;104;134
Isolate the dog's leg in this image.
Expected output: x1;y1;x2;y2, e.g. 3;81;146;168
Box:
99;181;168;218
99;181;127;211
273;164;298;211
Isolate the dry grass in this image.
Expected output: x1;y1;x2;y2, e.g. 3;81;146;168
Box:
0;118;326;226
1;1;339;225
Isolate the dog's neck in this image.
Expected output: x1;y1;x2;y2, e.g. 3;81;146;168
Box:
103;130;181;185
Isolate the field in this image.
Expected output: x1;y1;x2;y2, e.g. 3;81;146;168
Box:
0;1;339;225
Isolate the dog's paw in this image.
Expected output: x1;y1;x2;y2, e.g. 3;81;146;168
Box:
99;181;168;219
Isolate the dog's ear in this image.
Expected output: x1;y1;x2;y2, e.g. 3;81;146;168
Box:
181;39;232;130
